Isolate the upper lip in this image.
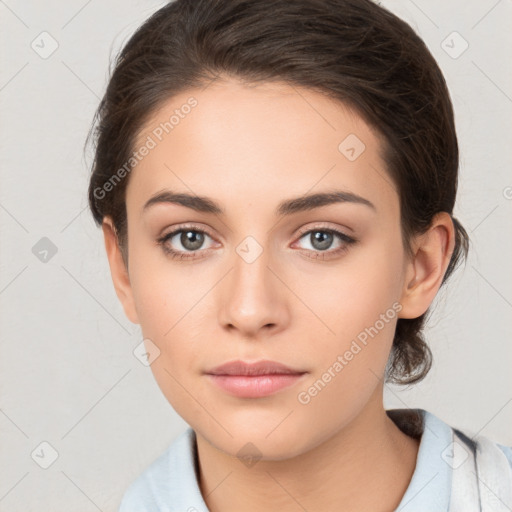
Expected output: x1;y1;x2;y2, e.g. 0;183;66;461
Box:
206;360;307;376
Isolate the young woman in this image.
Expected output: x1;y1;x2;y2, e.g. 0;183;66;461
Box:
87;0;512;510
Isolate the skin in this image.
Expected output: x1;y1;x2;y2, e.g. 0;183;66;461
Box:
102;77;455;511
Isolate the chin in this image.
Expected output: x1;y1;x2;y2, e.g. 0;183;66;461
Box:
199;419;310;461
229;435;305;462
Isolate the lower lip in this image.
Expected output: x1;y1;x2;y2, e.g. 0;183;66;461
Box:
206;373;307;398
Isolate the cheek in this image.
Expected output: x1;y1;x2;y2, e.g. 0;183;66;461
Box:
293;254;402;434
297;240;402;337
129;263;208;416
128;256;214;385
293;238;404;392
128;243;205;337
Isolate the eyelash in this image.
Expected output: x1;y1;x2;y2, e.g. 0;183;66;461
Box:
156;224;357;261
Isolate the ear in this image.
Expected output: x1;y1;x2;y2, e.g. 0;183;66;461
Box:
398;212;456;319
101;217;140;324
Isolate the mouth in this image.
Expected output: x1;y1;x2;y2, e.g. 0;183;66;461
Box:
205;359;308;398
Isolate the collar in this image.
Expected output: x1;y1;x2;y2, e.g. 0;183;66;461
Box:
390;408;452;511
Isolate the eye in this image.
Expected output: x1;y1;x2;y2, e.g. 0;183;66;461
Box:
157;225;216;260
293;227;357;259
157;224;357;261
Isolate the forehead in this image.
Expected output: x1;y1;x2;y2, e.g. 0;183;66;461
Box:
127;78;397;220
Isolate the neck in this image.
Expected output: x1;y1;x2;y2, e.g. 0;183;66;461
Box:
195;389;420;512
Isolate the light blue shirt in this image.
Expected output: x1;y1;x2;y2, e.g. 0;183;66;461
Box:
118;408;512;511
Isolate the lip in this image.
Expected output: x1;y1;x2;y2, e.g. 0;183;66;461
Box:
206;359;305;376
205;360;308;398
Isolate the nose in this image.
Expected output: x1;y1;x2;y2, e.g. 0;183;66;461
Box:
217;240;290;338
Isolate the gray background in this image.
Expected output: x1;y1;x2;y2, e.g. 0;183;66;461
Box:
1;0;511;510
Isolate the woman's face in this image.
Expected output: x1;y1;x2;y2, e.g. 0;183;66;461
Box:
113;78;416;458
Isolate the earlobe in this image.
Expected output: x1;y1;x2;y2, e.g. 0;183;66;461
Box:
101;217;140;325
398;212;456;319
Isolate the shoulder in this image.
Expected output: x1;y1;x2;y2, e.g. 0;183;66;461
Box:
448;420;512;510
451;422;512;471
118;428;207;512
390;408;512;511
417;408;512;471
496;442;512;467
118;440;176;512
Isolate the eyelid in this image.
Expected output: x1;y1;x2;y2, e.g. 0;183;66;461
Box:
160;223;216;240
294;222;354;240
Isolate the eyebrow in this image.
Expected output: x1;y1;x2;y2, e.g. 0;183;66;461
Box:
142;189;376;217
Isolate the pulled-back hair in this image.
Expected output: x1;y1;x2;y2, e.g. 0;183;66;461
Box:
87;0;470;385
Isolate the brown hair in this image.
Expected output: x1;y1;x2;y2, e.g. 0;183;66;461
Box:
87;0;470;385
